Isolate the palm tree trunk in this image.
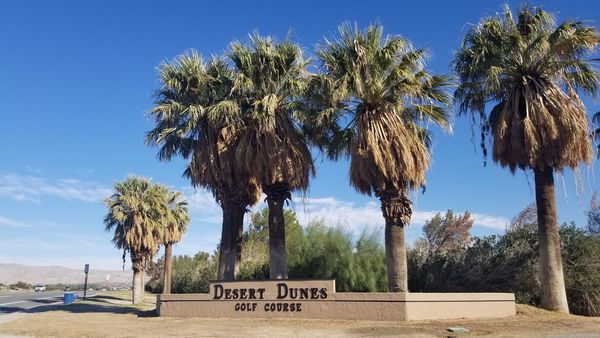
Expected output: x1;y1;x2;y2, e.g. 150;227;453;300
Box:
385;218;408;292
132;258;144;305
217;202;245;280
378;188;411;292
534;167;569;313
163;243;173;294
265;183;289;279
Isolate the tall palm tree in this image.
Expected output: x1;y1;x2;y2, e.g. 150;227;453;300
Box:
306;23;451;291
160;189;190;294
146;52;261;281
104;177;168;304
227;34;315;279
453;5;599;313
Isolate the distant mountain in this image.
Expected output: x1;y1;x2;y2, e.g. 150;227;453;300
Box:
0;263;134;285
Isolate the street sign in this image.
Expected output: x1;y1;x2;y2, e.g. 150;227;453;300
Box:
83;264;90;300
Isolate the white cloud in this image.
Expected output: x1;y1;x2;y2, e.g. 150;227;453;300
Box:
180;187;222;223
470;213;509;230
288;196;509;232
0;173;112;203
0;215;31;228
293;197;382;232
117;185;510;233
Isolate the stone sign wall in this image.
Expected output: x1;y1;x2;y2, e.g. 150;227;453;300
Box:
157;280;516;321
209;280;333;314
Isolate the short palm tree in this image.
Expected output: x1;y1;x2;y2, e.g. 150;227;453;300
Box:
160;189;190;294
307;23;451;291
227;34;315;279
453;5;599;313
146;52;261;281
104;177;168;304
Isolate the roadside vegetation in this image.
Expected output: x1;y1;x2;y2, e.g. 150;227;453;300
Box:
145;201;600;317
0;282;32;291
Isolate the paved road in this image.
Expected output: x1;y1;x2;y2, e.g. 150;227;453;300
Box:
0;291;84;314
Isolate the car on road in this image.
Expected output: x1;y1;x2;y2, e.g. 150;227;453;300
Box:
34;284;46;292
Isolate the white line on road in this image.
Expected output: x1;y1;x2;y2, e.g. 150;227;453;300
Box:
36;296;62;300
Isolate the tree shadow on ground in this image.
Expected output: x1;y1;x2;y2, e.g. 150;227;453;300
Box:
0;296;158;318
88;296;129;305
27;298;62;304
92;295;130;301
0;307;23;314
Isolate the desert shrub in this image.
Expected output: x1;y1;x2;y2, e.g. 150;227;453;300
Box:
561;223;600;316
9;281;32;290
148;208;387;293
147;205;600;316
146;251;217;293
409;208;600;316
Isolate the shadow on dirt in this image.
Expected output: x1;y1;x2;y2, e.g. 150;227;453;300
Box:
27;298;62;304
0;295;158;318
92;295;129;301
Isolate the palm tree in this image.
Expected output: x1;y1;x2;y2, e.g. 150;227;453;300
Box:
453;5;599;313
146;52;261;281
160;189;190;294
306;23;451;291
227;34;315;279
104;177;168;304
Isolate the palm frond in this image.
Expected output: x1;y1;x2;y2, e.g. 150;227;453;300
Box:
227;32;315;192
103;177;172;264
310;23;452;195
453;5;599;171
147;50;262;207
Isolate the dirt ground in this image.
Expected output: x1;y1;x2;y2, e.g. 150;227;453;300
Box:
1;293;599;338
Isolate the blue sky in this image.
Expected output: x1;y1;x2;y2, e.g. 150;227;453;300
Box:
0;0;598;270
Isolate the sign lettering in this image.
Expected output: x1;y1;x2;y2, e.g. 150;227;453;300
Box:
211;281;329;313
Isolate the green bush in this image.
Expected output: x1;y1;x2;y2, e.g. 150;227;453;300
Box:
148;206;600;316
149;208;387;293
146;251;218;293
408;210;600;316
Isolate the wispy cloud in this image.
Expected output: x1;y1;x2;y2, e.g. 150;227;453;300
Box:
470;213;510;230
0;173;112;203
0;215;31;228
177;192;510;232
180;187;223;223
0;170;509;231
289;196;509;232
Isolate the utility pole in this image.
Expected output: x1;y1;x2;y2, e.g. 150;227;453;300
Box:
83;264;89;300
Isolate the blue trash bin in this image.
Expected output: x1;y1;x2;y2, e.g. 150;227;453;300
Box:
64;292;74;305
